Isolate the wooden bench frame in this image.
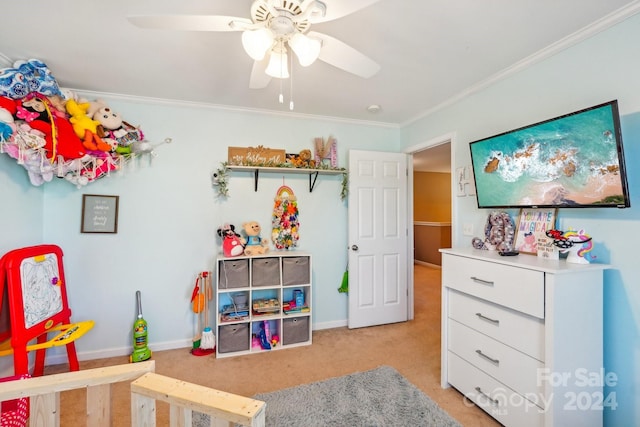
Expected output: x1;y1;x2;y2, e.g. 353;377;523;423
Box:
0;361;266;427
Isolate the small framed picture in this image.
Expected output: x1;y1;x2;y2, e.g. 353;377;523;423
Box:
456;167;467;197
81;194;119;234
514;208;557;254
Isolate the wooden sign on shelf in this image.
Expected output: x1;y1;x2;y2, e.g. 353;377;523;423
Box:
228;146;286;166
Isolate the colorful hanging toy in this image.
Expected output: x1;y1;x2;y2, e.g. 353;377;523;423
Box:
271;185;300;250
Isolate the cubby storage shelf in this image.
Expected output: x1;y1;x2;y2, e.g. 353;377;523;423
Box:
215;252;312;358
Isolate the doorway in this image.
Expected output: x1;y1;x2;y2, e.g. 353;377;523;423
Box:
405;134;454;320
411;142;452;267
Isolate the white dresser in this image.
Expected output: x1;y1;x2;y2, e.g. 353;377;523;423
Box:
440;248;609;427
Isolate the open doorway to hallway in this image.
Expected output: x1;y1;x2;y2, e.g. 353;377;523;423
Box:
412;142;452;268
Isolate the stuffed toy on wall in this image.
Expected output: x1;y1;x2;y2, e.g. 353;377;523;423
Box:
0;59;63;100
17;93;87;160
88;99;144;155
242;221;270;256
0;96;16;140
66;98;112;152
217;223;245;257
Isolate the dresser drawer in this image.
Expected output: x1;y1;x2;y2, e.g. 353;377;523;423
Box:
448;352;544;427
448;290;545;361
442;254;544;318
448;320;544;401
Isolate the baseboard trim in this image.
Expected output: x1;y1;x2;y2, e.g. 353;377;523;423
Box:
414;260;442;269
313;320;347;330
45;322;348;364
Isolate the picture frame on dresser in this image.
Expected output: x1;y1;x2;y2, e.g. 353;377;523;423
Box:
514;208;557;254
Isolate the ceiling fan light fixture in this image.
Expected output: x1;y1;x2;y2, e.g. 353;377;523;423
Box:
289;33;321;66
241;28;274;60
265;48;290;79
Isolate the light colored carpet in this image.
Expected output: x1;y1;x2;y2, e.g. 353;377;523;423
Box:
194;365;461;426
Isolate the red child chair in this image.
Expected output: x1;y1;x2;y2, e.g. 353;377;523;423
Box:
0;244;94;377
0;374;30;427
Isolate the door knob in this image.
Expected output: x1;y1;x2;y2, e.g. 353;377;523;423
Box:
351;245;359;251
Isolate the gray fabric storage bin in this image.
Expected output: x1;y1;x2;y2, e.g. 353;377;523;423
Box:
282;256;310;286
282;316;310;345
218;259;249;289
251;257;280;287
218;323;250;353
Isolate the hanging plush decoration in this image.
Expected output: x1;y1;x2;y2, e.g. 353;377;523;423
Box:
0;59;168;188
271;185;300;250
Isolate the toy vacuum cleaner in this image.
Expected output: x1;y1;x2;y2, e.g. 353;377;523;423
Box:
130;290;152;363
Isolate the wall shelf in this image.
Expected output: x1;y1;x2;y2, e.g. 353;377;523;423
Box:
227;165;345;192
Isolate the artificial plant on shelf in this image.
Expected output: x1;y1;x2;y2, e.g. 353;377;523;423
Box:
341;172;348;201
212;162;229;197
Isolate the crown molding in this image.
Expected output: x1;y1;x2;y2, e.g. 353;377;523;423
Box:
402;1;640;127
69;89;400;129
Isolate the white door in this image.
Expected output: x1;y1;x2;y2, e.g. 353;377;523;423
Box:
348;150;409;328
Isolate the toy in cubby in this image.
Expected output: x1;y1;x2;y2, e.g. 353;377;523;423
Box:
251;320;279;350
282;288;309;314
219;292;249;322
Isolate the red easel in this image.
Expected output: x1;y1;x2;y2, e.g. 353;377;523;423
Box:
0;245;94;376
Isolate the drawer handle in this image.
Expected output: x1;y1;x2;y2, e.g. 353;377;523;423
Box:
470;276;494;286
475;312;500;325
475;386;500;407
475;349;500;366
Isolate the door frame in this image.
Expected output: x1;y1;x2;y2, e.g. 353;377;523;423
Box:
403;132;457;320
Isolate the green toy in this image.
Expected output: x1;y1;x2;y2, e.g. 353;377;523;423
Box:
338;269;349;293
130;290;152;363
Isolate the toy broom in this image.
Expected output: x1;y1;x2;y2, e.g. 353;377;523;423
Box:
190;276;204;350
196;272;215;354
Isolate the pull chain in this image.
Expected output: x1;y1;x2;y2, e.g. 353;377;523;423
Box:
289;51;294;110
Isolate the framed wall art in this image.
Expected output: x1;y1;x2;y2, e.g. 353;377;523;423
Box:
81;194;119;234
514;208;557;254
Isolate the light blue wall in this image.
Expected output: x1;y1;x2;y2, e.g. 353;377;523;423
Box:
0;155;44;374
2;10;639;425
402;13;640;426
0;99;398;365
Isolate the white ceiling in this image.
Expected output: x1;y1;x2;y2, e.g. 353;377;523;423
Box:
1;0;638;128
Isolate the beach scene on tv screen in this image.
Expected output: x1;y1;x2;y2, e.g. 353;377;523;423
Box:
471;104;627;207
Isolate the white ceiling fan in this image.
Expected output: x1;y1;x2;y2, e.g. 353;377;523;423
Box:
127;0;381;90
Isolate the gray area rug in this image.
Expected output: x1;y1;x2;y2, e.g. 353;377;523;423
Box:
193;365;461;426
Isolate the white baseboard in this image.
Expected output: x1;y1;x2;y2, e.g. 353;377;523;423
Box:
45;321;347;365
45;339;194;364
313;319;347;330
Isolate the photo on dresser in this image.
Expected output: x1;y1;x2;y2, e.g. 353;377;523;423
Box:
514;208;557;254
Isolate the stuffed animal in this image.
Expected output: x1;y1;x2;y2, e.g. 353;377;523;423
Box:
89;100;143;155
16;94;87;160
472;211;515;252
66;99;111;152
242;221;270;255
2;143;54;186
217;223;245;257
0;59;63;99
0;96;16;140
299;149;314;167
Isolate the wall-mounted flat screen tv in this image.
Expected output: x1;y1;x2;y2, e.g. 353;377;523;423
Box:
469;100;630;209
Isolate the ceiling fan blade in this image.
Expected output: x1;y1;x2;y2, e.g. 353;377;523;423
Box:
127;15;253;31
249;58;272;89
308;31;380;78
307;0;381;23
